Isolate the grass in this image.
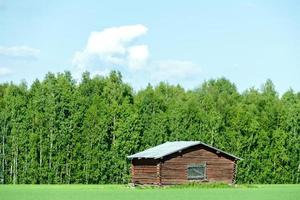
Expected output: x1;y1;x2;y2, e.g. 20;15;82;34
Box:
134;182;238;189
0;184;299;200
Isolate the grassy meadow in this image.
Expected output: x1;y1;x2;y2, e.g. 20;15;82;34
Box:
0;184;299;200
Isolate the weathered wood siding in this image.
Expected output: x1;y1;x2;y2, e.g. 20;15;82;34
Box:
161;145;235;185
131;159;158;184
131;144;236;185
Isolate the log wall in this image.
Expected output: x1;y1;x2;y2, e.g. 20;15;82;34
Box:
161;145;235;184
131;159;158;185
131;144;236;185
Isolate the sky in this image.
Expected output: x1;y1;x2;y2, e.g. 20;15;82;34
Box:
0;0;299;93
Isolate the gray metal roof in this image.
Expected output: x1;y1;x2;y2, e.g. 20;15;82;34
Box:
127;141;241;160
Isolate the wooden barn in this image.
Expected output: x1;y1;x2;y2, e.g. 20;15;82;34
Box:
127;141;241;185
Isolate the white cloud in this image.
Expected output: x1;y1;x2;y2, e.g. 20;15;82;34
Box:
0;67;12;77
72;24;148;77
72;24;201;89
151;60;201;81
128;45;149;70
86;24;147;56
0;46;40;59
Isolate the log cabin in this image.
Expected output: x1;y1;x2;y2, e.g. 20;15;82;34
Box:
127;141;241;185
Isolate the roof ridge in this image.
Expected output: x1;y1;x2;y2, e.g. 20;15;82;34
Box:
127;141;241;160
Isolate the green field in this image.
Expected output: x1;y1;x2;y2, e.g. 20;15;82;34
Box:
0;185;299;200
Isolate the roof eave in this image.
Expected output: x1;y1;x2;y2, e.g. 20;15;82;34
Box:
127;156;155;159
127;141;243;161
127;141;201;160
199;142;242;160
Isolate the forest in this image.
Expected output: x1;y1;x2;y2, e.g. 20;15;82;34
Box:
0;71;299;184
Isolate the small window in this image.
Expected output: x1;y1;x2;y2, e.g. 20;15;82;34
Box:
187;163;206;180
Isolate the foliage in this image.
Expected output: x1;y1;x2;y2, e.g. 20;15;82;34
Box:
0;71;299;184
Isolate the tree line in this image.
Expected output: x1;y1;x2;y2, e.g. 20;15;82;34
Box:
0;71;299;184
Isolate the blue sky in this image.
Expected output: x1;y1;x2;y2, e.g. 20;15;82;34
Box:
0;0;299;93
